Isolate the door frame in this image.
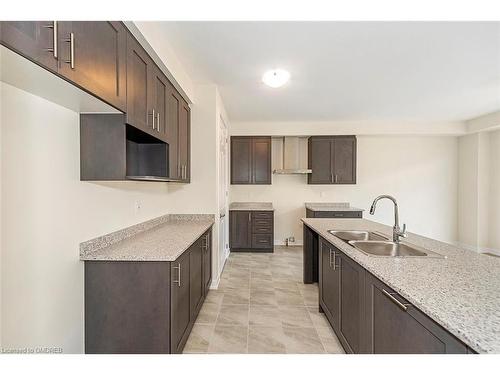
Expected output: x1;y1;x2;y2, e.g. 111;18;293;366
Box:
217;115;230;282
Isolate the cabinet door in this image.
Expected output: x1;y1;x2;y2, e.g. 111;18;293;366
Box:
333;136;356;184
57;21;126;111
167;85;180;179
189;238;204;319
126;33;153;134
229;211;251;249
170;250;191;354
149;66;169;142
308;137;333;184
365;273;467;354
0;21;58;72
252;137;272;184
319;239;340;331
202;231;212;296
178;100;190;181
231;137;252;184
338;252;366;353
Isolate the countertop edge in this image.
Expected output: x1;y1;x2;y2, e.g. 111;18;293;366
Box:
80;215;215;262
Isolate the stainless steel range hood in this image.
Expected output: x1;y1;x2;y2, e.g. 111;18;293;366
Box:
273;136;312;174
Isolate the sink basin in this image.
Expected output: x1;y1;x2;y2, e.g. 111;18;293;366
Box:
349;240;444;258
328;230;389;242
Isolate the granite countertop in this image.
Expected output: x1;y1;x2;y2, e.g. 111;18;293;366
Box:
229;202;274;211
305;202;364;212
301;217;500;354
80;214;215;262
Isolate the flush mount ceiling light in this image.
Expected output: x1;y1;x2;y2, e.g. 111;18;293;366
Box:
262;69;290;88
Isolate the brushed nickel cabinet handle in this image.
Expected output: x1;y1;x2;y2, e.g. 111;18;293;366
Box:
335;174;338;183
248;213;251;222
151;109;156;130
329;248;333;268
43;21;58;58
382;289;411;311
63;32;75;69
332;250;337;270
173;263;181;287
157;112;160;132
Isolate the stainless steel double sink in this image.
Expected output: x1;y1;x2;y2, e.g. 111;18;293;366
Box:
328;230;443;258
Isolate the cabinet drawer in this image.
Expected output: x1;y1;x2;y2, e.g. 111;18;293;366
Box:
252;218;272;227
314;211;362;219
252;211;273;220
253;225;272;234
252;234;273;249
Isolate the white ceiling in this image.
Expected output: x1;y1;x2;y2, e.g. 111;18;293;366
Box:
156;22;500;122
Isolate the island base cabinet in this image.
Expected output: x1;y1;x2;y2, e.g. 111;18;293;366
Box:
364;273;467;354
319;237;366;354
317;235;469;354
85;228;212;354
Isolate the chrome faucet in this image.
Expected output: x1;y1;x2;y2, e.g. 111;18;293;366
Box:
369;195;407;243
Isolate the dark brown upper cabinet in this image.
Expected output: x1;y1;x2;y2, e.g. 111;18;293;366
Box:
308;136;356;184
2;21;191;183
126;33;154;135
1;21;127;111
150;66;169;142
167;86;181;179
57;22;127;111
0;21;59;72
230;136;271;184
164;84;190;181
178;99;191;182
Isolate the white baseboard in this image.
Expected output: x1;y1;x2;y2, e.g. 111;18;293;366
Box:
210;248;230;290
453;241;500;256
274;240;303;246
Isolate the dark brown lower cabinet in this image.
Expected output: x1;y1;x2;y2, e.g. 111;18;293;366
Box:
85;227;212;354
202;231;212;295
364;272;467;354
317;235;469;354
229;210;274;252
319;238;365;353
319;238;340;331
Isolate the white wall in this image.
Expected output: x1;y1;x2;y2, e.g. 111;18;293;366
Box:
458;134;480;247
231;134;459;244
489;130;500;249
0;80;229;353
457;130;500;252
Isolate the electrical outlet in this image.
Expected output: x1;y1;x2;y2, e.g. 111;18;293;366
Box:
319;191;325;198
134;201;142;214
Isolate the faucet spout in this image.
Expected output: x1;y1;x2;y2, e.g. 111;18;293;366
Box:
369;195;406;243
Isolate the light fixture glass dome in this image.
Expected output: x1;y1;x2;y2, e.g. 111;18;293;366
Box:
262;69;290;88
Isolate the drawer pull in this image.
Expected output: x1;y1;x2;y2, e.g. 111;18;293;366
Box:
173;263;181;287
64;32;75;69
382;289;411;311
42;21;58;58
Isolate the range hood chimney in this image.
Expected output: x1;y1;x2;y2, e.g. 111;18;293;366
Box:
273;136;312;174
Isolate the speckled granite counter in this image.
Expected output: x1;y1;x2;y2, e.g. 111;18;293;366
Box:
80;214;214;262
302;218;500;354
305;202;364;212
229;202;274;211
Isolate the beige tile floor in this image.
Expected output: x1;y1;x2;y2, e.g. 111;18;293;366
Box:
183;246;345;354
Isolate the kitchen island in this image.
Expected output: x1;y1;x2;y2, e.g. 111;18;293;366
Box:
302;218;500;354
